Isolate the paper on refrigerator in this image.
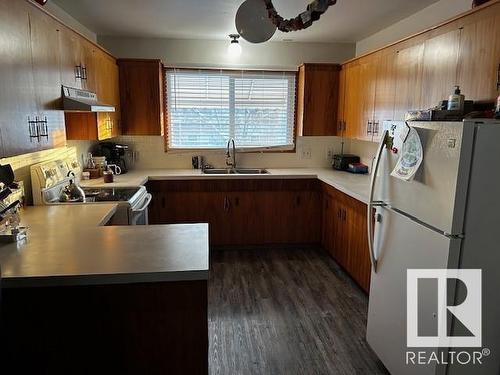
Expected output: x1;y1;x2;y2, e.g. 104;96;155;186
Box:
391;127;423;181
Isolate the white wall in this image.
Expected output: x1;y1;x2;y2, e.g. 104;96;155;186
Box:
43;2;97;42
356;0;471;56
98;36;355;70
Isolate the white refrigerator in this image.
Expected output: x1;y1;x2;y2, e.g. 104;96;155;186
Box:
366;119;500;375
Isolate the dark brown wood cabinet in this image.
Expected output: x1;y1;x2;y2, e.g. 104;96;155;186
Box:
118;59;165;136
321;183;371;293
148;178;371;292
297;63;340;136
147;179;322;247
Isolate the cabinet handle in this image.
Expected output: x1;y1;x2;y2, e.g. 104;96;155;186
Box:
75;65;82;79
82;66;88;80
343;209;347;221
367;121;373;135
497;63;500;91
37;117;49;141
343;121;347;132
337;208;342;219
373;121;379;135
338;120;342;132
28;116;39;142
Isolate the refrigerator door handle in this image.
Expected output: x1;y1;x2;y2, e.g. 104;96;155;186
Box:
367;129;389;273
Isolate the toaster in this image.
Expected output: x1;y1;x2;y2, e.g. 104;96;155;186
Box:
332;154;360;171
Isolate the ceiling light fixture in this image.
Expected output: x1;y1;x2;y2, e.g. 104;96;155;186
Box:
227;34;242;58
235;0;337;43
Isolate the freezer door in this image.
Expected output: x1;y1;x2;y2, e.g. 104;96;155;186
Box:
373;121;474;235
367;206;461;375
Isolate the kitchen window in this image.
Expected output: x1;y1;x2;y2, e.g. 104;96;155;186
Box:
165;68;297;151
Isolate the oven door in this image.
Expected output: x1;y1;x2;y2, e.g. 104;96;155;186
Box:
129;193;152;225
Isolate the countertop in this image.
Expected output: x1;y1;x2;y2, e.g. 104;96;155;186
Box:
0;205;209;288
81;168;371;204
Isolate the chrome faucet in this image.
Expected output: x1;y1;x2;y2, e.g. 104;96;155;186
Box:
225;138;236;169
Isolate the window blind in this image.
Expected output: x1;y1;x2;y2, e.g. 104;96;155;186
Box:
166;69;296;150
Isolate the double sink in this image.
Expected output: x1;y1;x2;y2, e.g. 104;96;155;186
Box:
202;168;269;175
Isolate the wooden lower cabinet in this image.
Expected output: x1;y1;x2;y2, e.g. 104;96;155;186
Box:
321;183;371;293
147;179;322;247
1;280;208;375
148;178;371;292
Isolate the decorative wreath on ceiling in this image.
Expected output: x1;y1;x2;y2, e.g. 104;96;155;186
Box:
263;0;337;33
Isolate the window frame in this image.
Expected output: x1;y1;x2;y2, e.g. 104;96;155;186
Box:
163;67;299;154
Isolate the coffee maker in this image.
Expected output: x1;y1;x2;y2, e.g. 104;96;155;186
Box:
92;142;129;174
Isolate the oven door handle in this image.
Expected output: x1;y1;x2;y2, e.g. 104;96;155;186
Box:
132;193;152;213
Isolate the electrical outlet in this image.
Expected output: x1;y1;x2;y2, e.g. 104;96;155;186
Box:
301;147;312;160
326;147;335;161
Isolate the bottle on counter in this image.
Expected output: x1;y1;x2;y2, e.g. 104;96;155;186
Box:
447;86;465;112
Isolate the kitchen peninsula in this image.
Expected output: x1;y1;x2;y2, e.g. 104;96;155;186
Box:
0;204;209;375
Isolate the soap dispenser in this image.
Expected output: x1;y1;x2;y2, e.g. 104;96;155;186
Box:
447;86;465;112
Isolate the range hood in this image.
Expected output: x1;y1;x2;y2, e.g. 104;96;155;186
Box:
62;86;115;113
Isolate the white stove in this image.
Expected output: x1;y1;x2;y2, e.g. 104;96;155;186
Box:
30;159;151;225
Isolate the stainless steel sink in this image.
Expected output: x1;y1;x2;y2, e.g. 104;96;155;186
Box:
202;168;269;175
202;169;237;175
235;168;269;174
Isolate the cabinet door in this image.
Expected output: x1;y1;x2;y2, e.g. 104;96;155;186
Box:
420;29;461;110
343;63;362;139
457;8;500;102
345;197;371;293
28;7;66;150
299;64;340;136
95;51;120;140
358;57;378;141
80;40;97;92
393;43;424;120
373;50;397;142
337;67;346;136
118;59;164;136
58;27;82;89
0;0;37;157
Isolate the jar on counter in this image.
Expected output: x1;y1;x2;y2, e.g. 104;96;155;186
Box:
103;170;114;183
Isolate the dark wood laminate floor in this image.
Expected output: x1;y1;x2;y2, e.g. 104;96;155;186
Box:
208;247;389;375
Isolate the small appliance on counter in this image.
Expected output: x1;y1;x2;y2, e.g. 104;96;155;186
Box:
91;142;129;174
0;164;27;243
346;162;369;174
332;154;360;171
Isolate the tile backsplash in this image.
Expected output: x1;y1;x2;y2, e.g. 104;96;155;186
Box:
111;135;352;170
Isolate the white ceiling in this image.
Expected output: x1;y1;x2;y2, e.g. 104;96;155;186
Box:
52;0;441;43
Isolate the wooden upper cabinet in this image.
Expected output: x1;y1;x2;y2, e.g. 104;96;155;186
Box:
118;59;165;136
358;56;378;141
28;6;66;150
58;27;83;90
457;3;500;102
0;0;37;157
342;62;362;139
80;40;97;92
372;50;397;142
420;29;461;110
393;42;425;120
297;63;340;136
